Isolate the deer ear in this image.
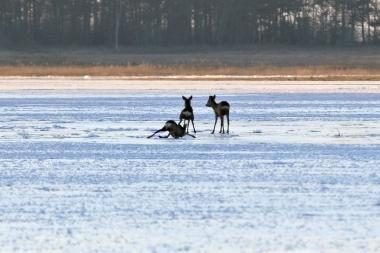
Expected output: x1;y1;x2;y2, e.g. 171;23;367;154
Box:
182;96;186;100
189;96;193;100
213;95;216;99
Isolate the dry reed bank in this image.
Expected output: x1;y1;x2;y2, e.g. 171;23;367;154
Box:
1;46;380;80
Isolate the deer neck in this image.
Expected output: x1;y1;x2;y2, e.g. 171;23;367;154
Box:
211;101;219;113
184;104;192;111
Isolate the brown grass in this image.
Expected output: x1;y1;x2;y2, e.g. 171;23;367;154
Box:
0;65;380;80
1;46;380;80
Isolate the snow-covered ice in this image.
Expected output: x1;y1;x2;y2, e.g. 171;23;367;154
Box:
0;90;379;253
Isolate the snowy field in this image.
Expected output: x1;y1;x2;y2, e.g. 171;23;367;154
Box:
0;86;380;253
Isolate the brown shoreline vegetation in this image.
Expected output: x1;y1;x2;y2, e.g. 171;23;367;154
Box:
1;47;380;80
1;65;380;81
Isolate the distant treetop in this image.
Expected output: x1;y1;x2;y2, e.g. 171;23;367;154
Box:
0;0;379;47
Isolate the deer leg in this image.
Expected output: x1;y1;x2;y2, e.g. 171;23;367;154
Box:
212;115;218;134
223;115;226;133
147;127;166;138
186;133;196;138
223;115;226;134
220;116;224;133
191;119;196;133
178;118;183;126
186;120;190;134
159;133;171;138
227;113;230;134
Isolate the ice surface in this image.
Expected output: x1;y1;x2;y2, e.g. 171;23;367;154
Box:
0;78;380;93
0;91;379;253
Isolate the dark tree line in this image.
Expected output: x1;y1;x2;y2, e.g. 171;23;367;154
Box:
0;0;379;47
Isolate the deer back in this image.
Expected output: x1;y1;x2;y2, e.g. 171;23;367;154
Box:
217;101;230;116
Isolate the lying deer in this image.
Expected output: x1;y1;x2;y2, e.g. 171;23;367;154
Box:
147;120;196;139
206;95;230;134
179;96;196;133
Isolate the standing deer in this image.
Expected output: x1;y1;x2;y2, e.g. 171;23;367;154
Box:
206;95;230;134
179;96;196;133
147;120;196;139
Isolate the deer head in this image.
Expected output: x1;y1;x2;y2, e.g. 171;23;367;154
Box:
182;96;193;108
206;95;216;107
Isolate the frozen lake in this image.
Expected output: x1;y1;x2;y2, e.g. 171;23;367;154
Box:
0;90;379;253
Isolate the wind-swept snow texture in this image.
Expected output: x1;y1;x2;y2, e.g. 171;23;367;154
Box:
0;91;379;253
